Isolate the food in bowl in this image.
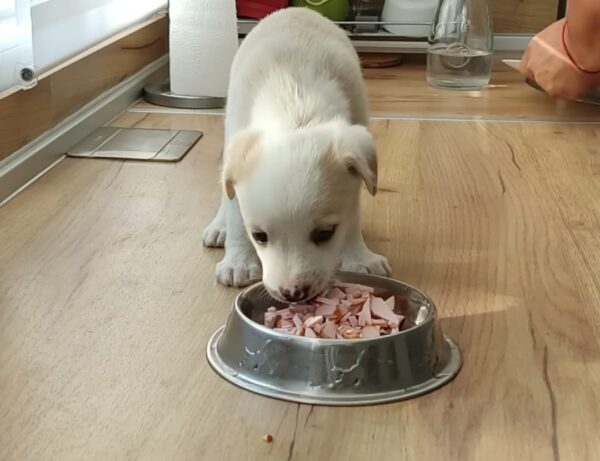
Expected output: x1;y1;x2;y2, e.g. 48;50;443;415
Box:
262;282;412;339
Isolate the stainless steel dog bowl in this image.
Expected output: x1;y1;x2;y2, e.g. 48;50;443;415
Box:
207;272;462;405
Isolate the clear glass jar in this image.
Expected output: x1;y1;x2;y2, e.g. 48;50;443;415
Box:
426;0;494;90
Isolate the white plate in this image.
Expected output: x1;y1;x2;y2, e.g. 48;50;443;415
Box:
502;59;521;72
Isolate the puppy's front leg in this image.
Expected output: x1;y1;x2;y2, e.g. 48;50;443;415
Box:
202;197;227;248
216;196;262;287
341;212;392;276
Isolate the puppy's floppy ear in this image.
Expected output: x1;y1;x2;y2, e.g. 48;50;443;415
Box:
337;124;378;196
222;130;261;199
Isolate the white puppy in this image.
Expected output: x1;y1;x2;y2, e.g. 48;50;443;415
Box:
203;7;391;302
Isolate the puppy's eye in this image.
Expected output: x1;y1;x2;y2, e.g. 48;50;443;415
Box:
252;231;269;245
311;226;337;245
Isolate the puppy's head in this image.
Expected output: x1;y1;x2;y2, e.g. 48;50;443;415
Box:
223;120;377;303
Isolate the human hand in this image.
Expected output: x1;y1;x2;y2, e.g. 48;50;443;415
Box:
520;19;600;100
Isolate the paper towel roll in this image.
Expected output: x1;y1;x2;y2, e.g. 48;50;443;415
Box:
169;0;238;97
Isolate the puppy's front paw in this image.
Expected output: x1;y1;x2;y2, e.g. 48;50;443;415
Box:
342;247;392;276
216;251;262;287
203;218;226;248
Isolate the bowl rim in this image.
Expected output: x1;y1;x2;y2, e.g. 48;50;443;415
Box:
232;272;437;345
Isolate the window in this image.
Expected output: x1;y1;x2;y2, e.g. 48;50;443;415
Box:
31;0;167;73
0;0;33;94
0;0;167;94
0;0;16;21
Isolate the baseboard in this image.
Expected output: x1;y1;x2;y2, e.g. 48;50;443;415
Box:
0;56;168;206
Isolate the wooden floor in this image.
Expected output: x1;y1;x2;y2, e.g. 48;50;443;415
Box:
1;61;600;460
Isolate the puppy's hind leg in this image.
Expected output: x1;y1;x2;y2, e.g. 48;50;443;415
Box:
341;213;392;276
216;197;262;287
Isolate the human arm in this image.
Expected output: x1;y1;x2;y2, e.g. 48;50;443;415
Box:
563;0;600;72
519;1;600;100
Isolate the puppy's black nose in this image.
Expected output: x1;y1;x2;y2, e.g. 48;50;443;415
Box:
281;285;310;302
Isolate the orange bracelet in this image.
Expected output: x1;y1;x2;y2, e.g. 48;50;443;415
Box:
561;20;600;74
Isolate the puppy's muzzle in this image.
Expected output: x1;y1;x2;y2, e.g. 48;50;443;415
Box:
280;285;311;303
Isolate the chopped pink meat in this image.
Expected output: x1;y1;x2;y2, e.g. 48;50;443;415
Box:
348;306;361;317
304;327;317;338
338;304;349;316
341;328;362;339
277;318;294;329
371;319;388;326
385;296;395;311
304;315;324;329
358;298;372;326
346;286;363;298
325;287;346;300
361;325;380;338
321;321;337;339
292;314;303;329
262;281;410;340
316;296;338;306
315;303;337;317
292;304;314;314
348;297;368;307
340;312;352;324
370;296;401;327
264;312;277;328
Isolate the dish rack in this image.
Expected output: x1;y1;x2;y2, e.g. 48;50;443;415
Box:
235;1;531;53
237;19;433;53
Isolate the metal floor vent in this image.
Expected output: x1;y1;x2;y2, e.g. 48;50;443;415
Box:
67;127;203;162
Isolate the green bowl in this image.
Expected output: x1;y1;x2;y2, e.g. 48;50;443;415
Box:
292;0;350;22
